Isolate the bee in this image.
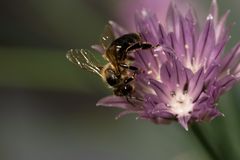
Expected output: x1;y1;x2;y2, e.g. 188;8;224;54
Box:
100;25;153;75
66;25;153;98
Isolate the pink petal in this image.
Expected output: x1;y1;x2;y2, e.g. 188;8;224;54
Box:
178;115;191;131
188;68;205;101
96;96;131;109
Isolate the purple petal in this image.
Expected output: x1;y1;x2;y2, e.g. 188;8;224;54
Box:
167;32;182;58
218;76;237;93
160;59;176;89
166;1;193;36
207;37;229;65
170;60;179;87
185;6;199;30
188;68;205;101
166;3;177;33
117;0;170;29
149;79;171;104
160;62;171;83
109;21;128;37
166;4;197;62
186;7;196;21
135;9;160;44
233;65;240;79
181;15;196;61
178;115;191;131
92;0;239;130
207;109;223;121
195;17;215;64
159;24;168;45
196;92;211;105
192;102;222;122
160;58;188;90
209;0;218;26
220;43;240;72
173;59;188;89
134;49;160;77
157;111;174;119
96;96;131;109
215;10;230;43
205;64;219;84
185;67;194;81
151;103;174;119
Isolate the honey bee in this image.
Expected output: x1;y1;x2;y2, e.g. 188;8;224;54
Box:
66;25;153;98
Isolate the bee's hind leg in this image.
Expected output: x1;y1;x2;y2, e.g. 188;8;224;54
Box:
119;63;140;75
126;96;135;107
125;95;144;108
123;77;134;84
126;55;135;61
120;63;138;71
126;42;153;52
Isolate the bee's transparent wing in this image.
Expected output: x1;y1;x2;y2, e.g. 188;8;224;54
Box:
100;24;115;50
66;49;103;77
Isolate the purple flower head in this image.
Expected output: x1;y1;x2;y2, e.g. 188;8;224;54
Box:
96;0;240;130
117;0;170;29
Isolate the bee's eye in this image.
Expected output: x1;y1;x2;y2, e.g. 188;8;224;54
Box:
105;68;119;86
106;75;118;86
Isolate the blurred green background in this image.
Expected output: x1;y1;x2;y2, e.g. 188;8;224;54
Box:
0;0;240;160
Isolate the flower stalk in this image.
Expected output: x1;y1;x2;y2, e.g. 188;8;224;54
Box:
191;124;222;160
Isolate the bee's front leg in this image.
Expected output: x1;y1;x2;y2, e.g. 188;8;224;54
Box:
126;42;153;52
119;63;138;71
123;77;134;84
119;63;140;76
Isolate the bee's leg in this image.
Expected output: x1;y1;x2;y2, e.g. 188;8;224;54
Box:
131;96;144;102
124;77;134;84
126;55;135;61
126;42;153;52
119;63;139;73
126;95;144;107
141;42;154;49
126;96;135;106
126;96;144;107
113;88;122;96
119;63;140;75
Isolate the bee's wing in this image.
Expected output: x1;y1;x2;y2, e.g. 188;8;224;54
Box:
100;24;115;50
66;49;103;77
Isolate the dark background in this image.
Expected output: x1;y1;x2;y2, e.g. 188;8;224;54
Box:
0;0;240;159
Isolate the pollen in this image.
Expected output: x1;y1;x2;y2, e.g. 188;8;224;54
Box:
207;14;214;20
147;70;153;74
153;45;163;52
185;57;202;73
154;53;159;57
169;90;194;118
156;75;161;81
141;9;148;17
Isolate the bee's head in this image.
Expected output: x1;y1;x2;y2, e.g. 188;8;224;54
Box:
104;68;120;86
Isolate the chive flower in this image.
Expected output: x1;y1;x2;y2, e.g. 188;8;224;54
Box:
95;0;240;130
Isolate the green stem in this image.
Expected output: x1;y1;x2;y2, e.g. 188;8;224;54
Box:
191;124;221;160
